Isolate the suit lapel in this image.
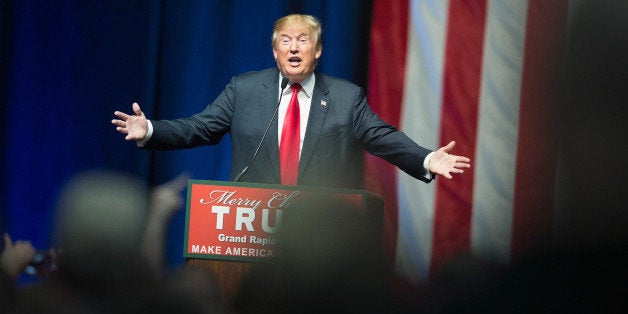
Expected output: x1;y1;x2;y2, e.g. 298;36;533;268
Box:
260;70;281;182
299;73;330;179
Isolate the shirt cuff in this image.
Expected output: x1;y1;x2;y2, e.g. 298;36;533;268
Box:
423;151;436;179
137;120;153;147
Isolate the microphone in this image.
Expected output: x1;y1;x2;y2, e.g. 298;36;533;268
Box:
234;77;289;182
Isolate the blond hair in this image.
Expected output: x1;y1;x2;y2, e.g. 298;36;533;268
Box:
271;14;322;50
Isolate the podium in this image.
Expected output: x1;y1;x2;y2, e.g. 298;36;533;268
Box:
183;180;384;302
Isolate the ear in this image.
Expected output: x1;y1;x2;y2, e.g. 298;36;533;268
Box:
315;46;322;60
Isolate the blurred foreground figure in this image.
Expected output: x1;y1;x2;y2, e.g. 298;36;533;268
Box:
11;171;156;313
10;171;231;314
554;0;628;249
53;171;150;285
235;194;394;313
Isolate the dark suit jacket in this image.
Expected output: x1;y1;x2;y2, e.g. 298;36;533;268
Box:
145;68;432;189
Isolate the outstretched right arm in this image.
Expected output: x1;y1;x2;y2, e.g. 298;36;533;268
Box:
111;102;149;141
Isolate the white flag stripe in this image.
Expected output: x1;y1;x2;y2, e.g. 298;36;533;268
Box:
471;0;529;263
396;0;449;283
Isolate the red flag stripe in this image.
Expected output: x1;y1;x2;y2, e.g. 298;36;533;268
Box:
430;0;487;275
365;0;409;265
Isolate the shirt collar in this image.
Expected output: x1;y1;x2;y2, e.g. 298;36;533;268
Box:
279;73;315;98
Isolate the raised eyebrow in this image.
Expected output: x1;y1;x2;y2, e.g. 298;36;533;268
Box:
279;33;310;40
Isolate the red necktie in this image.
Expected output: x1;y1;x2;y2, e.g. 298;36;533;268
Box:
280;83;301;185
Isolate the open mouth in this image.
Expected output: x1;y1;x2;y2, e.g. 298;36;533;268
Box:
288;56;302;66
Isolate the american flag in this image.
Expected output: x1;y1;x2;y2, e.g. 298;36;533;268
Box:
365;0;568;284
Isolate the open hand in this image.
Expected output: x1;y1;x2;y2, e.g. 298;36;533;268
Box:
111;102;148;141
428;141;471;179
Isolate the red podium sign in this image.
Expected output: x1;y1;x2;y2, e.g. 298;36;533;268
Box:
184;180;367;262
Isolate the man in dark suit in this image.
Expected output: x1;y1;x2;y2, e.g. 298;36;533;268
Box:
112;14;470;189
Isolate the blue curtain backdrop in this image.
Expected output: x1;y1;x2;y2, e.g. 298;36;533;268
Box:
1;0;372;271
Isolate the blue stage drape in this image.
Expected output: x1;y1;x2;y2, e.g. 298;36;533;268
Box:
1;0;372;271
